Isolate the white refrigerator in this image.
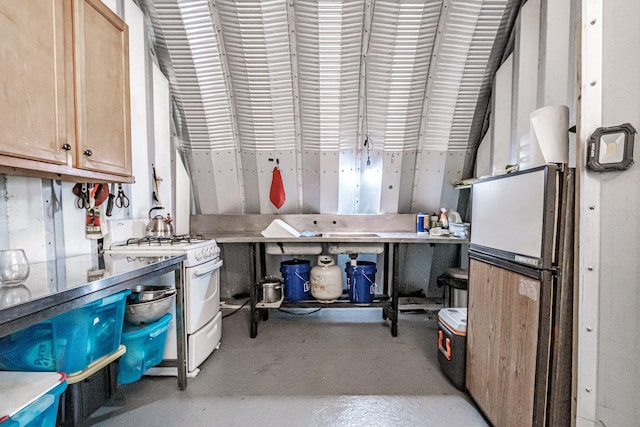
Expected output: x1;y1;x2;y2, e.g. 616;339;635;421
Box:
466;165;573;427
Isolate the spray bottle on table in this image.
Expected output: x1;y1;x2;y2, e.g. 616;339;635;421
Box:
439;208;449;229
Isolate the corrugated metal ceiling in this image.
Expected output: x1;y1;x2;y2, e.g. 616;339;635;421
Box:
137;0;519;214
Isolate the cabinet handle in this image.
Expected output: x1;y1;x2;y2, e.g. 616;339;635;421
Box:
61;143;72;151
83;149;93;157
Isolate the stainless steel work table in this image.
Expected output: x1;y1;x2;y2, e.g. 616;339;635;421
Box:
212;233;468;338
0;253;189;390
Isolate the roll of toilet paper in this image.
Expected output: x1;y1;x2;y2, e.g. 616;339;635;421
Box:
529;105;570;166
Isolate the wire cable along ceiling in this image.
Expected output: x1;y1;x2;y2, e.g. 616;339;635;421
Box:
139;0;518;214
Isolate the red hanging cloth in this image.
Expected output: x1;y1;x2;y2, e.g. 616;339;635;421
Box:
269;166;286;209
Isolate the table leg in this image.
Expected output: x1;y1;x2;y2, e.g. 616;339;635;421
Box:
250;243;260;338
389;243;399;337
174;265;188;390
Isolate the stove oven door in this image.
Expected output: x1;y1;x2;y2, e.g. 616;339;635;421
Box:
185;258;223;334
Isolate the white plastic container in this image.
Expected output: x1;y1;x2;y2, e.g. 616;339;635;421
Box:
449;222;470;238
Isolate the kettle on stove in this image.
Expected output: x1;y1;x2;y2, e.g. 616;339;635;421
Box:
146;207;174;237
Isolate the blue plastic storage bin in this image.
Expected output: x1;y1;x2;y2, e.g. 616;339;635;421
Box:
0;371;67;427
0;291;130;374
118;313;172;384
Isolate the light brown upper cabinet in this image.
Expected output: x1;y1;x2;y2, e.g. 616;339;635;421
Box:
73;0;131;178
0;0;133;183
0;0;74;166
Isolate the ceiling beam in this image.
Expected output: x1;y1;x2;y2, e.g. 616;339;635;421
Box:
286;0;303;211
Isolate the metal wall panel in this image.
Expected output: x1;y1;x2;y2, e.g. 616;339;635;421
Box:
412;149;449;212
300;150;321;213
127;0;152;220
318;151;341;213
379;151;406;214
512;0;541;166
492;54;513;172
240;150;260;213
539;0;572;108
186;149;219;214
588;0;640;425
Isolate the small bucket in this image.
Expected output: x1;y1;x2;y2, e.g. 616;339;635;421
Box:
280;259;311;301
345;261;377;303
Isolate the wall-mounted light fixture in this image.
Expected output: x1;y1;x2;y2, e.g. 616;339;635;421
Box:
587;123;636;171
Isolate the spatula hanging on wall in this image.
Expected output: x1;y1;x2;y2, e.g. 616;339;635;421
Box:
269;159;285;209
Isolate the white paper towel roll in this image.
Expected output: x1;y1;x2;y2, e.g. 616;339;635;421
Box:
520;105;569;169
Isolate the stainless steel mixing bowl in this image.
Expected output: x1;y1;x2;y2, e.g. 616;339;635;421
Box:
124;291;175;325
128;285;174;302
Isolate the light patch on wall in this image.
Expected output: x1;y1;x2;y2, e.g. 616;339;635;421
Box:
362;165;382;186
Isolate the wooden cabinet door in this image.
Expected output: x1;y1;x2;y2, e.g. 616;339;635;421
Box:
0;0;74;165
466;258;542;426
73;0;131;177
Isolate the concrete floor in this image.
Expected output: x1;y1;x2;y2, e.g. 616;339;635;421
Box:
91;306;488;426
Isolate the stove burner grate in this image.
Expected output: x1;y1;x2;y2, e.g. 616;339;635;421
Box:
123;234;207;246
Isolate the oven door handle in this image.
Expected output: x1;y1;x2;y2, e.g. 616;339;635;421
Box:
193;259;223;277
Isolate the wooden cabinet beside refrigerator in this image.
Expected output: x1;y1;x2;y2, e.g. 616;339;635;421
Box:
466;258;563;427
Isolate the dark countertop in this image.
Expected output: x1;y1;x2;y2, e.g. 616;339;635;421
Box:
0;253;185;337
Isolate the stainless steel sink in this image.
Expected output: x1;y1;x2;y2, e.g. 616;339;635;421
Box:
319;232;380;238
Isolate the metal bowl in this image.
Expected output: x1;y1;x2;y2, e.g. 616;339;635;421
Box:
128;285;174;303
125;291;175;325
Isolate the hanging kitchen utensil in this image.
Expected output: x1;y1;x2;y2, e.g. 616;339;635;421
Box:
73;183;90;209
152;164;162;205
85;206;106;239
269;161;285;209
93;183;109;207
115;183;130;208
106;184;116;216
88;184;99;208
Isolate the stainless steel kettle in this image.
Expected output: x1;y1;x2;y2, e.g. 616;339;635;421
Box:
146;207;174;237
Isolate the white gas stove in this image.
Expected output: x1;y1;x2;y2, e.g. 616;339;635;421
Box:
106;234;223;377
108;235;219;267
